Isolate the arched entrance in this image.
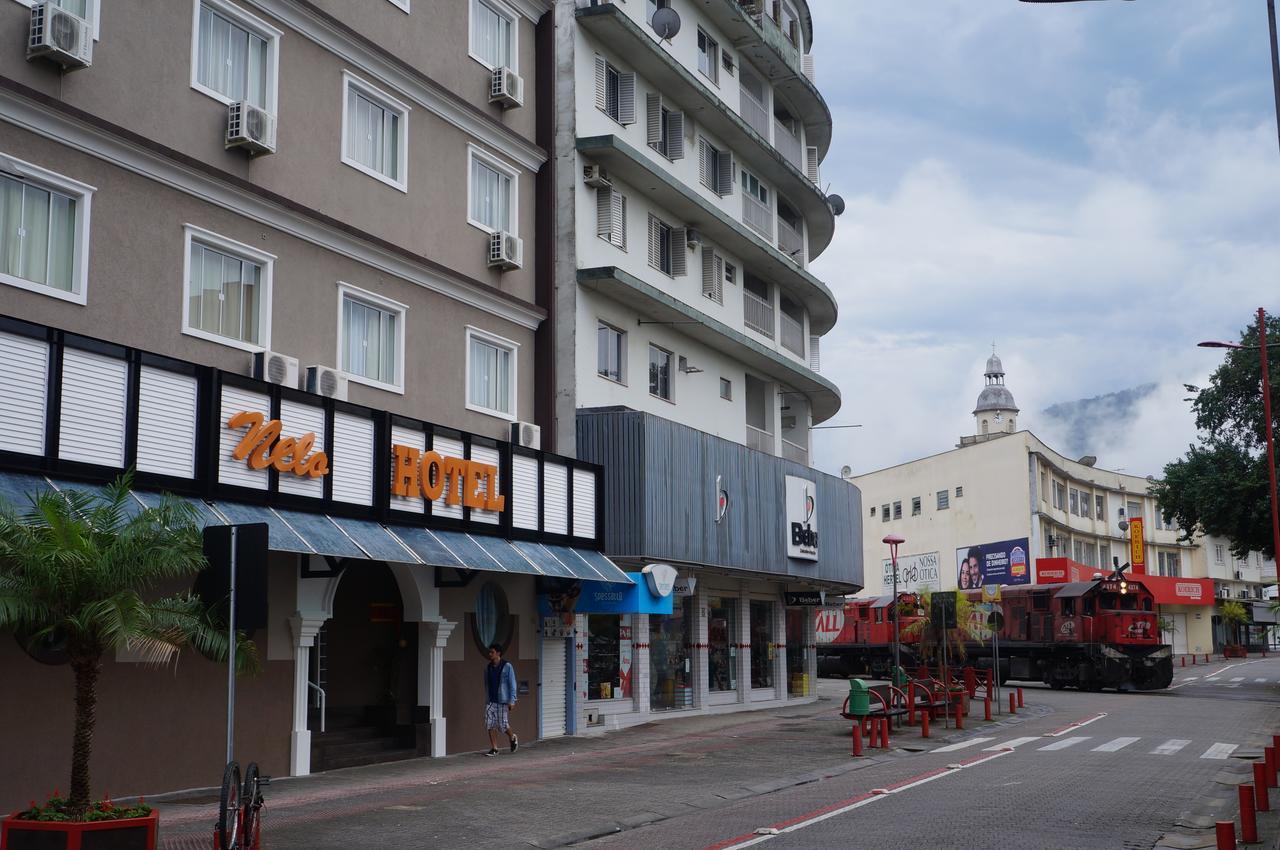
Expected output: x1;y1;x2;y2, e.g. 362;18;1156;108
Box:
311;561;419;770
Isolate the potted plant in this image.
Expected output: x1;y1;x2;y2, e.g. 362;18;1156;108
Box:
0;476;257;850
904;591;985;713
1221;601;1249;658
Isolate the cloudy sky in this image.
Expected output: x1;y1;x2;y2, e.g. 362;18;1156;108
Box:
805;0;1280;479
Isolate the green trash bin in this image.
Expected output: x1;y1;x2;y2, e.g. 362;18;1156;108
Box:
847;678;870;717
892;665;909;687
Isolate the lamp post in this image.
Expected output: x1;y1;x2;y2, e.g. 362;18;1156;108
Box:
883;534;906;683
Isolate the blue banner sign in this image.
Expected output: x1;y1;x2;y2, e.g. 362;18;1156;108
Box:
537;573;673;617
956;538;1031;589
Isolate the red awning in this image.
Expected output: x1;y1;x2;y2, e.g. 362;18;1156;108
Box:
1138;575;1214;606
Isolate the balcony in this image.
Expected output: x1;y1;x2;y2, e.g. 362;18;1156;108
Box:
779;310;804;357
741;89;771;140
744;288;775;338
777;217;803;264
773;119;803;172
743;194;774;240
781;437;808;465
746;424;774;454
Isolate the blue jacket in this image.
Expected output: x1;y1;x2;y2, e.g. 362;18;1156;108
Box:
485;660;517;705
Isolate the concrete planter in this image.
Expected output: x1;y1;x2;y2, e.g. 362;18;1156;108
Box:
0;810;158;850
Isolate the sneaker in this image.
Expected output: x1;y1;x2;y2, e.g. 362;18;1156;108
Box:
485;748;498;757
510;735;519;754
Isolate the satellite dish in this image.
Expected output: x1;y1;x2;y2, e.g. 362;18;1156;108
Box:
826;193;846;216
840;465;852;479
651;7;681;39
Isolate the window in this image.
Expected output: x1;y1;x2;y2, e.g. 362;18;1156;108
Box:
597;322;625;383
724;261;737;288
1095;494;1105;520
719;377;732;400
182;225;273;351
466;327;518;418
741;168;769;205
1215;544;1225;565
697;28;719;84
648;344;672;400
469;0;516;71
1073;540;1084;563
880;504;890;523
892;501;902;520
646;95;685;160
1052;481;1066;510
1069;488;1079;516
596;187;627;249
698;139;733;196
702;249;724;303
1100;543;1111;568
1040;470;1047;502
468;147;517;234
191;0;280;113
0;156;92;303
595;56;635;125
647;214;686;277
869;506;876;518
722;49;735;75
936;490;949;511
911;496;921;516
339;284;405;391
955;486;964;498
341;73;409;191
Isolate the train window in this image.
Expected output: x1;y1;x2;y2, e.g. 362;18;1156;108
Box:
874;608;883;624
1143;599;1152;611
1082;598;1095;616
1060;598;1076;617
1032;594;1049;611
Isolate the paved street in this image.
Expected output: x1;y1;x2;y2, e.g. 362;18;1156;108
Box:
152;656;1280;850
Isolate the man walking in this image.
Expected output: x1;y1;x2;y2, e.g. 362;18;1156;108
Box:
484;643;518;756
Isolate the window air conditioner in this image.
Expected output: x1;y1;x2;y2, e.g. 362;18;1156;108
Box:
488;231;523;271
583;165;612;189
226;101;277;155
685;228;703;249
510;420;541;450
490;67;524;109
27;3;92;69
306;365;349;401
252;350;300;388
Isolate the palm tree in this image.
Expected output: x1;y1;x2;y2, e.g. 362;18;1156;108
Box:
0;475;258;819
1221;600;1249;649
903;590;985;668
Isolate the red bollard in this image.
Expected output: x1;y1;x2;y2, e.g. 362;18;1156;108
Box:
1272;734;1280;754
984;697;992;722
921;709;930;739
882;717;892;749
955;699;965;730
1266;746;1277;788
1255;763;1270;812
1181;656;1186;667
1017;687;1025;708
907;682;916;726
851;721;863;757
1216;820;1235;850
1009;692;1017;714
1191;654;1197;666
1240;784;1258;844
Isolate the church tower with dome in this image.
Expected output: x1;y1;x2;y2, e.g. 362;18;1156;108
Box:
971;350;1018;441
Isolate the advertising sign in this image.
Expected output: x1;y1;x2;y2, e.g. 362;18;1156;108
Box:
784;591;825;606
956;538;1031;588
881;551;941;593
537;574;673;616
785;475;819;561
1128;517;1146;572
814;606;846;644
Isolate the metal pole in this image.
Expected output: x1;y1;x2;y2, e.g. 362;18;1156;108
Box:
226;525;237;765
994;614;1002;713
1269;0;1280;156
891;547;900;683
1258;308;1280;565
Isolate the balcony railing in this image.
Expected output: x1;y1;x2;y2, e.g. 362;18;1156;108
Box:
773;118;803;171
779;311;804;357
740;89;771;140
781;437;808;465
777;217;803;264
743;288;774;338
743;193;774;240
746;423;774;454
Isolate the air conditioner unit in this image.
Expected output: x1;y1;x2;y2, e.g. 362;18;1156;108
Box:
252;350;300;387
487;231;523;271
305;365;349;401
489;67;524;109
685;228;703;249
226;101;277;155
27;3;92;69
510;420;541;450
583;165;612;189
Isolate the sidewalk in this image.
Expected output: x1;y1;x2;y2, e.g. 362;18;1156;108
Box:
153;679;1035;850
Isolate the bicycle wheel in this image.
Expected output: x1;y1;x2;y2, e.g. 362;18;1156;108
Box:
241;762;261;849
218;761;242;850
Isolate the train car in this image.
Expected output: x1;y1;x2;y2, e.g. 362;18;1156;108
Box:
815;592;923;678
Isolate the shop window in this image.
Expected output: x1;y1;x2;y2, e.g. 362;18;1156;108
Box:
587;614;632;701
708;596;738;692
786;608;807;696
471;581;511;653
749;600;774;689
1061;598;1076;617
650;595;694;710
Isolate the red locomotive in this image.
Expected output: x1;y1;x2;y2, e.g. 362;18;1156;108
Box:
817;574;1174;691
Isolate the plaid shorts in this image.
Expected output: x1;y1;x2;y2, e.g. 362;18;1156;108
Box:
485;701;510;732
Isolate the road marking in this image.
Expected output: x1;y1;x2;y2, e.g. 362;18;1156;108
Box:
1256;678;1268;683
1201;743;1238;760
1206;677;1221;681
1045;712;1108;737
931;737;995;753
1039;736;1090;751
1092;736;1140;752
1182;677;1200;682
1230;677;1245;682
1223;684;1242;689
983;737;1039;751
1151;739;1191;755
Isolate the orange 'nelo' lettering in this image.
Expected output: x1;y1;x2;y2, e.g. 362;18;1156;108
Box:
227;411;329;479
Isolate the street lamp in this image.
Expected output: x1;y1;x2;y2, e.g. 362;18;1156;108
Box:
1197;307;1280;565
883;534;906;683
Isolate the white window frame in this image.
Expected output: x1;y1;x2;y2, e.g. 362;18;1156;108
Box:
336;281;407;394
465;325;519;420
696;27;719;86
189;0;282;115
0;152;94;305
648;343;673;402
340;71;411;193
11;0;100;40
597;320;626;385
466;145;520;236
181;224;274;352
468;0;519;72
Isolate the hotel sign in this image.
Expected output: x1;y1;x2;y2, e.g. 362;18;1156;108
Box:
227;411;330;478
390;444;505;512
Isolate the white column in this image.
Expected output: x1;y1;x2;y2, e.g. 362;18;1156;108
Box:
634;613;651;716
737;589;751;703
418;619;457;757
692;585;708;709
288;612;327;777
804;606;818;697
772;601;787;700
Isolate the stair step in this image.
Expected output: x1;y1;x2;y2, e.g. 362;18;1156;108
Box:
315;736;407;759
311;726;391;745
313;747;419;771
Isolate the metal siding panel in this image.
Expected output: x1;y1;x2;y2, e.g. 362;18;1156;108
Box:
470;444;501;526
137;367;198;478
277;399;326;499
432;435;464;520
390;425;427;514
511;454;539;530
60;348;128;467
219;386;271;490
541;637;568;738
331;413;376;506
572;468;596;540
0;331;48;456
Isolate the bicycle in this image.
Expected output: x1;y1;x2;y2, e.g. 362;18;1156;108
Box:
217;760;269;850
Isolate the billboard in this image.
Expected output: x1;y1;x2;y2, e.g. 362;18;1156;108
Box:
881;551;942;593
956;538;1031;589
785;475;819;560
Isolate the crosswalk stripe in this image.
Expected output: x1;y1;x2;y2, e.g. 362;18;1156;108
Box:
1224;683;1242;689
931;737;995;753
984;736;1040;751
1256;678;1268;683
1230;677;1245;682
1039;736;1090;751
1151;739;1191;755
1206;677;1221;681
1092;737;1140;752
1201;743;1238;760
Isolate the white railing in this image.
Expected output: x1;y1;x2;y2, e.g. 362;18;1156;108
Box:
746;423;774;454
740;89;771;140
309;681;327;733
773;118;803;171
808;335;820;372
781;437;808;465
743;193;774;240
743;288;774;338
779;311;805;357
777;217;803;264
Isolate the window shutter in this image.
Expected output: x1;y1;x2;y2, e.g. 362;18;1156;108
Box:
717;151;734;196
701;248;714;299
698;139;710;189
647;214;660;269
808;335;820;371
646;93;661;149
668;111;685;159
612;192;626;248
805;146;820;183
618;72;636;124
595;55;607;112
671;227;687;276
596;187;613;239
